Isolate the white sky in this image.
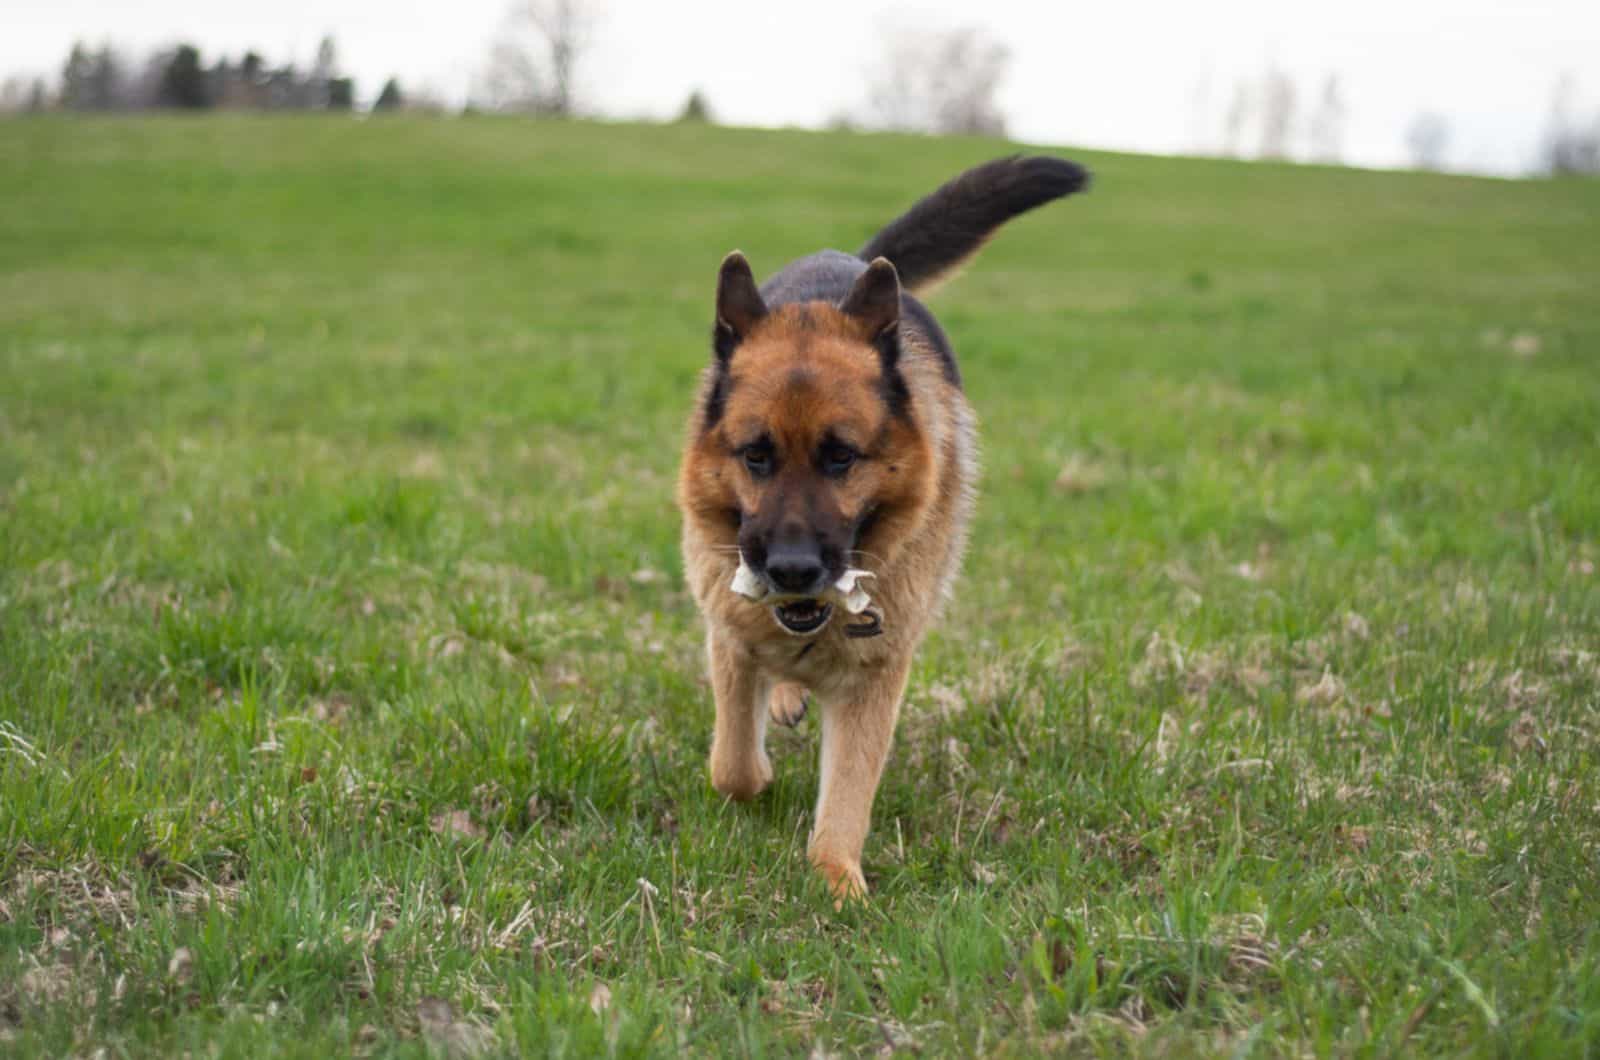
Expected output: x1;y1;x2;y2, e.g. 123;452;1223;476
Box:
6;0;1599;174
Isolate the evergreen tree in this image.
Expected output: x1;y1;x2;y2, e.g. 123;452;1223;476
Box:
60;42;93;110
374;78;404;111
678;89;712;124
327;78;355;110
158;45;210;108
88;46;124;109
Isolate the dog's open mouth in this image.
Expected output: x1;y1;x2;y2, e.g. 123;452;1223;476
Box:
772;599;833;636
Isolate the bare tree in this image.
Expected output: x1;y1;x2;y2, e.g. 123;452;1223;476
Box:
525;0;591;116
0;78;21;113
1187;72;1212;154
1406;112;1451;171
481;0;597;116
1307;74;1345;163
1222;79;1253;157
1257;68;1296;159
1540;74;1600;175
864;24;1011;136
0;76;33;112
310;35;338;107
480;37;544;112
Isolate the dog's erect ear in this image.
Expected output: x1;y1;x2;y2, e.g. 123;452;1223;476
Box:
839;257;901;339
842;257;911;417
714;251;767;361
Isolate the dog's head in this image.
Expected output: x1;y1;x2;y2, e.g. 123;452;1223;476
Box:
679;252;936;635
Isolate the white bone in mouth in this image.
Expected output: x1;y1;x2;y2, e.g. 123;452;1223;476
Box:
829;568;875;614
730;559;768;601
729;558;875;615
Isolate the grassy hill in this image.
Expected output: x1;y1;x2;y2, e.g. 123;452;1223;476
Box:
2;115;1598;1055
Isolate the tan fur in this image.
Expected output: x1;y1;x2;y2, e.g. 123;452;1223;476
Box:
678;298;976;903
768;682;808;728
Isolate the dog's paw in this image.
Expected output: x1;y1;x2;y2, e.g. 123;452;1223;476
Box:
811;854;868;908
709;745;772;802
768;683;809;728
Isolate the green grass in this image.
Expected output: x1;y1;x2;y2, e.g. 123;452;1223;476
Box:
2;114;1598;1056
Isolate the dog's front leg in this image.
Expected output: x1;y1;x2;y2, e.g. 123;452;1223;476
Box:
808;657;911;901
706;630;773;801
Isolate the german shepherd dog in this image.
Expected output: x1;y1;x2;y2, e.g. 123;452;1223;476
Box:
677;156;1088;900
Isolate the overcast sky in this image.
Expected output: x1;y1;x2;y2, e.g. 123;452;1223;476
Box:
7;0;1599;175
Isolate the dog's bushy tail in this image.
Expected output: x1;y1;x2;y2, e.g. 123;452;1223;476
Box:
858;155;1089;294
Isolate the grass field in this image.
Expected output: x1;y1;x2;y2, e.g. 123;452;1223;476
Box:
2;115;1598;1056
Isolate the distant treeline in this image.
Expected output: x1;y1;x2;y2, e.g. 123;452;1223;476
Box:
4;16;1595;178
1;37;404;114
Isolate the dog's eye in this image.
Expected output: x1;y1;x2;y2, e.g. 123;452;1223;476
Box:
742;445;774;478
820;443;858;477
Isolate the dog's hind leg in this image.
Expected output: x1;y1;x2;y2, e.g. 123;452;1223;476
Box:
768;682;809;728
706;630;773;801
807;657;912;902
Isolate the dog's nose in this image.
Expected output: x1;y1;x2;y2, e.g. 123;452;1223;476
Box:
765;548;825;594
